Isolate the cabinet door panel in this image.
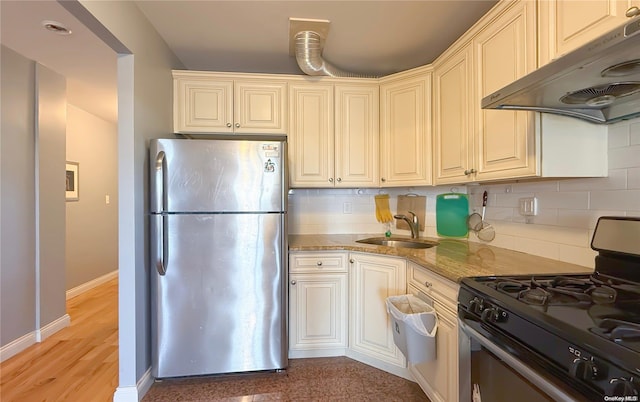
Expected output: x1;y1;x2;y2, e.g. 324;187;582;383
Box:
540;0;639;65
288;84;334;187
411;299;458;402
380;75;432;187
174;79;233;133
335;85;379;187
474;1;537;180
289;274;347;350
350;253;406;366
234;81;287;134
434;45;473;184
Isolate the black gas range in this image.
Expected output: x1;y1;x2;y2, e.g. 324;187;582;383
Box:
458;217;640;401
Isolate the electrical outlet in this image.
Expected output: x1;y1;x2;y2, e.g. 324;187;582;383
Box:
343;202;352;214
519;197;537;216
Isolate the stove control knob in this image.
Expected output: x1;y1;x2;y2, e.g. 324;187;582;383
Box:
481;307;506;323
610;377;639;396
570;358;599;381
469;297;483;314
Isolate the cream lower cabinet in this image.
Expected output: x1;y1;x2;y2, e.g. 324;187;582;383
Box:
173;71;287;134
288;252;348;358
539;0;640;66
347;252;409;378
407;262;461;402
288;80;379;188
379;67;432;187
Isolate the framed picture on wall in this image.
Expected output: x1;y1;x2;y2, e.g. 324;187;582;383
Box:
66;162;79;201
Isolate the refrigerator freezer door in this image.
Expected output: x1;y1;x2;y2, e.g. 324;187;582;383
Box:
150;138;286;213
151;213;287;378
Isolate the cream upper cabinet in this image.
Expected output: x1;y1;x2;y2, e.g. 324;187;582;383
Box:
289;82;334;187
380;68;432;187
288;80;379;188
539;0;640;66
434;43;475;184
348;253;407;374
435;1;537;184
334;84;380;187
434;0;608;185
473;0;538;182
173;71;287;134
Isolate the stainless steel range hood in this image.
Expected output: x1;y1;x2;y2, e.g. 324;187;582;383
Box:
482;15;640;124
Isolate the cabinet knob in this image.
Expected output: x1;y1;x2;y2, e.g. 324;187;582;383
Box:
626;6;640;17
337;177;342;182
328;178;334;183
290;280;297;285
349;259;354;264
235;123;240;128
425;281;432;288
316;261;323;266
381;177;386;182
226;123;232;128
464;168;477;175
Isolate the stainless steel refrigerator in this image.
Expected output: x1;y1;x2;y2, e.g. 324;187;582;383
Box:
149;137;288;378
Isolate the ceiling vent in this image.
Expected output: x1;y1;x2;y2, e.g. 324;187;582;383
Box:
289;18;375;78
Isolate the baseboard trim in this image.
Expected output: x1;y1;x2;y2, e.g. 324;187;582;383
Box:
66;270;118;300
289;347;347;359
35;314;71;342
346;349;413;381
138;368;154;400
0;332;37;363
113;385;138;402
409;364;438;401
113;368;154;402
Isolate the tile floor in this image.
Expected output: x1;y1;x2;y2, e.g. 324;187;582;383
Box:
143;356;430;401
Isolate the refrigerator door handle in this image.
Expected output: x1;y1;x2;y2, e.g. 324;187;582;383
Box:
152;151;167;213
156;214;168;275
153;151;168;275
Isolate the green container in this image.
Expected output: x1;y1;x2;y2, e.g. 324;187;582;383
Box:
436;193;469;238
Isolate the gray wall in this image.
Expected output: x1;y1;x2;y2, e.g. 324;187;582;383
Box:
0;47;68;347
1;45;36;346
35;64;67;329
66;105;118;289
61;0;184;392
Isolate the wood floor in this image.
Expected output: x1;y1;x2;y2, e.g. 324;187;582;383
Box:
0;278;118;402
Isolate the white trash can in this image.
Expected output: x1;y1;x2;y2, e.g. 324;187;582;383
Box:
386;294;438;363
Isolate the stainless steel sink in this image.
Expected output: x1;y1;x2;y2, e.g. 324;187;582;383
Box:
356;237;437;249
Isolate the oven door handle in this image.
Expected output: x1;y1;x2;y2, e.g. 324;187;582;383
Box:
458;319;581;402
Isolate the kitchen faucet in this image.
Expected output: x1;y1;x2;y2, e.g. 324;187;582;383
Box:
394;211;420;239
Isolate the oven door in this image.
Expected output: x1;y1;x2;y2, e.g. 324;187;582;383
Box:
459;319;585;402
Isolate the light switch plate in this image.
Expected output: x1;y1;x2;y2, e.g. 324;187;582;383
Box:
519;197;537;216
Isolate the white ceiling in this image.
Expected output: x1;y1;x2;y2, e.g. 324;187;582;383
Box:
0;0;497;125
1;0;118;123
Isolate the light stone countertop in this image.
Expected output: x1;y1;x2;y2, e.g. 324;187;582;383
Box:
288;234;593;283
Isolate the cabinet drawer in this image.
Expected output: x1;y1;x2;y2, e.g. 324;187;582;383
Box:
408;262;458;307
289;252;348;273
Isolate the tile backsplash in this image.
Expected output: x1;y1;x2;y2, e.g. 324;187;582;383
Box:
288;118;640;269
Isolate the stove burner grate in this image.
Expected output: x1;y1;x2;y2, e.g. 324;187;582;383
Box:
489;276;616;307
591;318;640;341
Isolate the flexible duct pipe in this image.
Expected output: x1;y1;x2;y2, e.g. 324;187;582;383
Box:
294;31;376;78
